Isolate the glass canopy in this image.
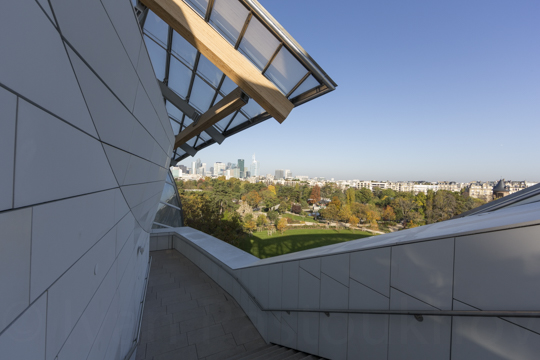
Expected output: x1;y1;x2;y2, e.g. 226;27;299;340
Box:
136;0;336;163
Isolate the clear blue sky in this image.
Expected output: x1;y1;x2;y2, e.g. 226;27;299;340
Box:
178;0;540;182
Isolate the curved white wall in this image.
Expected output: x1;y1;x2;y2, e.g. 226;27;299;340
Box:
0;1;173;359
153;201;540;360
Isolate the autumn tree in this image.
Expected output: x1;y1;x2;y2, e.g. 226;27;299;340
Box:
309;185;321;204
382;206;396;222
329;196;342;210
276;217;288;234
320;203;339;221
267;185;276;195
349;215;359;230
246;190;262;208
338;205;352;222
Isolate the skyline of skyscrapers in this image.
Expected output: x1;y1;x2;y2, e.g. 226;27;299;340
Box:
250;154;259;178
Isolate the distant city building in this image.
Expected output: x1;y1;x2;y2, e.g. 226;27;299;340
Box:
238;159;245;178
213;162;225;176
275;169;284;179
170;166;181;178
284;170;292;179
246;171;251;178
250;154;259;177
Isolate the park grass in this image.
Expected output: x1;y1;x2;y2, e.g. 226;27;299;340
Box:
281;213;318;223
237;228;372;259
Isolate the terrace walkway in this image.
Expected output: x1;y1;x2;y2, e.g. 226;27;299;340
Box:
136;250;266;360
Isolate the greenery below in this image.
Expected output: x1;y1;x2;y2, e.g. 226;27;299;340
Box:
237;228;372;259
176;177;486;258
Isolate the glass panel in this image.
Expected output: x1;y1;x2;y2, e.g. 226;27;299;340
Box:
175;148;186;157
168;56;192;99
166;101;184;122
238;17;281;71
169;118;180;135
189;76;215;112
265;47;309;94
226;112;248;131
171;31;197;67
289;74;320;98
198;132;210;142
161;183;180;207
144;11;169;47
184;0;208;18
193;135;201;147
183;115;194;127
212;93;223;107
144;36;167;81
242;98;265;118
166;172;174;184
220;76;237;95
154;202;182;227
209;0;249;46
215;112;235;131
197;55;223;87
186;136;197;147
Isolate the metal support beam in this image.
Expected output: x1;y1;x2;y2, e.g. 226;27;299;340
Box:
179;143;197;157
140;0;293;123
158;81;200;121
174;87;248;148
204;125;225;144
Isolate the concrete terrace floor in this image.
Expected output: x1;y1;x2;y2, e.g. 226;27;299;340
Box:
136;250;266;360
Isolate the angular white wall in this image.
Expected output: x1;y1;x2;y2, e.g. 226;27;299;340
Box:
0;1;173;359
152;201;540;360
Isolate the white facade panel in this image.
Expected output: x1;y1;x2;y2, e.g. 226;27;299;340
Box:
31;189;117;301
320;273;348;309
45;227;116;360
298;268;320;309
391;238;454;310
350;247;391;297
319;313;347;360
0;208;32;332
15;100;118;208
0;294;47;360
321;253;349;286
0;87;16;211
348;314;388;360
1;1;97;137
50;0;139;109
281;261;299;309
388;288;451;360
454;225;540;310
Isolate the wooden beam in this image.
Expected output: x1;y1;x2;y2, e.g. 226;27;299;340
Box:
140;0;293;123
174;87;247;148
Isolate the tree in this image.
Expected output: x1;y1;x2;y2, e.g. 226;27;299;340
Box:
338;205;352;222
267;210;278;222
329;196;342;210
246;190;262;208
267;185;276;195
382;206;396;222
349;215;359;229
291;203;302;214
309;185;321;204
320;203;339;221
256;214;267;227
346;188;356;205
356;188;373;204
276;217;288;234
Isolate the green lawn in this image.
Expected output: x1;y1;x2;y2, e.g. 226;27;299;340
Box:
237;228;372;259
281;213;318;223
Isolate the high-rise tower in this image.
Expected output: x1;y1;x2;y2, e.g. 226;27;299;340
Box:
250;154;259;177
238;159;245;178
